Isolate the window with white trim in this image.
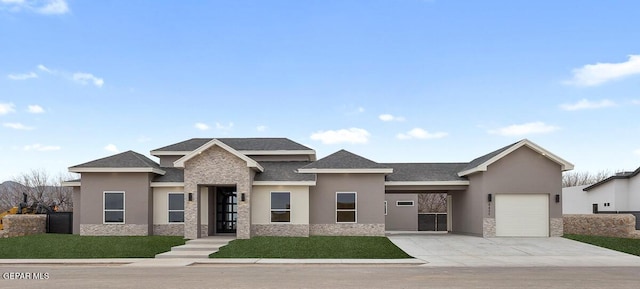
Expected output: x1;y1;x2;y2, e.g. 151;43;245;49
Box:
336;192;357;223
271;192;291;223
396;200;414;206
104;191;125;223
168;193;185;223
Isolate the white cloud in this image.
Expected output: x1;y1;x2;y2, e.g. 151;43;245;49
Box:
104;144;119;153
632;100;640;105
215;122;234;131
379;114;406;122
37;0;68;15
3;122;34;130
23;143;60;152
37;64;52;73
137;136;151;143
397;128;448;140
72;72;104;87
488;121;560;136
1;0;69;15
565;55;640;86
256;125;268;132
27;104;45;114
560;99;616;111
0;103;16;115
310;128;370;144
357;107;365;113
634;148;640;157
194;122;210;131
7;71;37;80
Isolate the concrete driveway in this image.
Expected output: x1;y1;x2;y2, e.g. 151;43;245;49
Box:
387;233;640;267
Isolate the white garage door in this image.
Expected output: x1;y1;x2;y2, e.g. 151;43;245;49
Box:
495;194;549;237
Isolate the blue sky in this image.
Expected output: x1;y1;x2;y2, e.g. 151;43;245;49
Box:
1;0;640;181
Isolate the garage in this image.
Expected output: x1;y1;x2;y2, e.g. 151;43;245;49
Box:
495;194;549;237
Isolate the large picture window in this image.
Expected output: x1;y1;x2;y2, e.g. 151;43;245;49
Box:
271;192;291;223
104;191;125;223
336;192;357;223
168;193;185;223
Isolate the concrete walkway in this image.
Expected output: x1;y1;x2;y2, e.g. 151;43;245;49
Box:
387;233;640;267
155;236;235;259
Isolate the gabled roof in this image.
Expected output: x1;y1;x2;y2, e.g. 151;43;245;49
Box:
69;151;165;174
254;162;316;185
385;163;469;183
151;138;314;155
173;139;264;172
297;150;393;174
458;139;574;177
583;166;640;191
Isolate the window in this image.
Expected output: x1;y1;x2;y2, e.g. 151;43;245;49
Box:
168;193;185;223
396;200;415;206
104;192;124;223
271;192;290;223
336;192;357;223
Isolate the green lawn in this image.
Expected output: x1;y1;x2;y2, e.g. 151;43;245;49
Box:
210;236;411;259
564;234;640;256
0;234;185;259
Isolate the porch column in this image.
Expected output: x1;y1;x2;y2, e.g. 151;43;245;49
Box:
184;182;201;239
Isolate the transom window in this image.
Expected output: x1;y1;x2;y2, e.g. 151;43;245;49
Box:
271;192;291;223
336;192;357;223
168;193;185;223
104;191;125;224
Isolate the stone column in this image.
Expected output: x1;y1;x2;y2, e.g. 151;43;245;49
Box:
184;182;200;240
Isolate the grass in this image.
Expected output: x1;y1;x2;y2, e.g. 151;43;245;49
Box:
210;236;411;259
0;234;185;259
564;234;640;256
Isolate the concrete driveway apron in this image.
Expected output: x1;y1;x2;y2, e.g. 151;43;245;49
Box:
387;233;640;267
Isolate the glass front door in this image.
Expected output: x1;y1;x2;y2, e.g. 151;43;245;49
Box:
216;187;237;233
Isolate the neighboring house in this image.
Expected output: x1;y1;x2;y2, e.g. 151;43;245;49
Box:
63;138;573;239
563;167;640;214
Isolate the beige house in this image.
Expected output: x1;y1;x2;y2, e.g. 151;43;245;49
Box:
63;138;573;239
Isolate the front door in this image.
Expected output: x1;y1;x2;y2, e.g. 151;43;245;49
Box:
216;187;237;234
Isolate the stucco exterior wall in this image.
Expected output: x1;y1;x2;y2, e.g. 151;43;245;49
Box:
481;146;563;219
159;155;182;167
183;145;252;239
251;185;309;224
72;187;81;234
452;175;483;236
562;185;591;214
78;172;152;236
385;193;418;231
310;173;386;225
152;186;184;225
629;175;640;211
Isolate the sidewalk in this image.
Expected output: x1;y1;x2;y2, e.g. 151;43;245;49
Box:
0;258;425;267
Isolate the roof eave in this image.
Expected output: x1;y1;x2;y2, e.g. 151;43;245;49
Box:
252;181;316;186
297;168;393;174
68;167;166;175
458;139;574;177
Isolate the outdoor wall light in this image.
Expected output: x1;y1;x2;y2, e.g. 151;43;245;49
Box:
555;194;560;203
241;193;246;202
188;193;193;202
487;194;492;202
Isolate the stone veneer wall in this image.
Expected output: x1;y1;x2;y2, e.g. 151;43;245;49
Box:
80;224;148;236
252;224;309;237
550;218;563;237
483;218;496;237
309;224;385;236
1;215;46;238
153;224;184;236
184;146;252;240
564;214;640;239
